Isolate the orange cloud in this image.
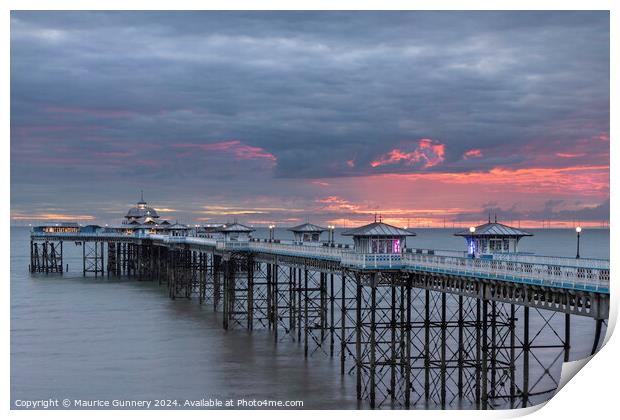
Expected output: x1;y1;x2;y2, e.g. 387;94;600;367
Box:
387;165;609;196
11;212;96;222
556;152;586;158
317;196;361;212
371;139;445;169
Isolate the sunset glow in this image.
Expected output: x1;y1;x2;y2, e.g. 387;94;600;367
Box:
10;12;609;229
370;139;445;169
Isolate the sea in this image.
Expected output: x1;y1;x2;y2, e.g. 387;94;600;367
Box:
10;226;610;409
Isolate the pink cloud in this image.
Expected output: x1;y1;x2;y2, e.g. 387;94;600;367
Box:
371;138;445;169
463;149;483;159
316;195;360;212
596;132;609;142
174;140;276;163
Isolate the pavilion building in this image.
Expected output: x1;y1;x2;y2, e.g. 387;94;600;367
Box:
454;217;532;256
32;222;81;234
288;223;327;243
110;193;172;235
342;221;415;254
217;223;255;242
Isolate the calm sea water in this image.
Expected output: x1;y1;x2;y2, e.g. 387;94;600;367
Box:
10;226;609;409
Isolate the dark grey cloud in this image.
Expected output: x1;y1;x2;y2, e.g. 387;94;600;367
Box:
10;11;610;223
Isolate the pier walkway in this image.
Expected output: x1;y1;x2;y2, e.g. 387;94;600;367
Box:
31;231;610;295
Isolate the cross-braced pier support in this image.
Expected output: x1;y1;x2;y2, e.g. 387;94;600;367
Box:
167;247;200;299
82;241;104;276
30;240;64;273
349;272;579;410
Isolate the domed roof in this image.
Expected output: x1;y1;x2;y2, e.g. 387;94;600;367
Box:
125;194;160;220
125;204;159;219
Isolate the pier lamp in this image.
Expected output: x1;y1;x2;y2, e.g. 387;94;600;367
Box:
469;226;476;257
269;225;275;241
328;225;335;243
575;226;582;259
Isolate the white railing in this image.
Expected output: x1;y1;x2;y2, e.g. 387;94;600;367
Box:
185;237;217;246
30;231;609;292
216;240;250;251
487;252;610;270
248;241;344;260
410;249;468;258
341;252;402;269
402;253;609;292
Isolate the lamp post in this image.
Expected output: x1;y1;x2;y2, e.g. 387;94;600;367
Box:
469;226;476;258
269;225;275;241
575;226;582;259
328;225;335;244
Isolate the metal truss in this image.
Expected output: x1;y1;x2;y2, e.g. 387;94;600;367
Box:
30;240;64;273
46;242;607;410
82;241;104;276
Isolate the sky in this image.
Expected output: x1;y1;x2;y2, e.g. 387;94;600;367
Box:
10;11;610;228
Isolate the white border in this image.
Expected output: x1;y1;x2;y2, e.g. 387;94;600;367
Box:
3;1;616;419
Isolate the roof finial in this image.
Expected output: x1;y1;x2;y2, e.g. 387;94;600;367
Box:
488;211;491;223
374;213;377;223
379;214;383;223
494;213;497;223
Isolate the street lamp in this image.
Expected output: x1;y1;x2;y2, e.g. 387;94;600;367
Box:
269;225;275;241
576;226;582;259
469;226;476;257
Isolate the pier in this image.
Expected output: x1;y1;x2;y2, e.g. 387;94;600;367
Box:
27;201;610;410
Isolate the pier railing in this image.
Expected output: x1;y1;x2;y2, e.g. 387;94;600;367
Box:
402;253;610;293
29;231;609;293
248;241;343;261
341;252;402;269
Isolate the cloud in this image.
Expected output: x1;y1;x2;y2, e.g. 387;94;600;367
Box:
173;140;276;163
474;198;609;224
9;11;609;226
463;149;482;159
370;139;445;169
